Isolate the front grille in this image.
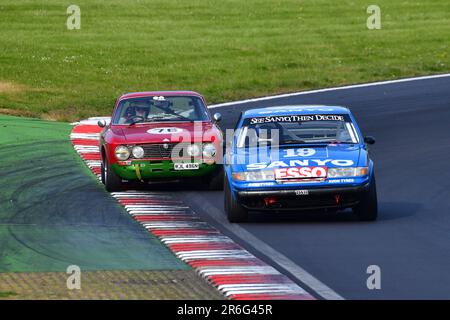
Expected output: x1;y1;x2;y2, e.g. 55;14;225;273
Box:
138;143;186;159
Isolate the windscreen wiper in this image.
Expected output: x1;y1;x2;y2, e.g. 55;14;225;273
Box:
280;139;307;145
129;118;145;126
280;139;356;145
152;105;192;121
129;116;166;126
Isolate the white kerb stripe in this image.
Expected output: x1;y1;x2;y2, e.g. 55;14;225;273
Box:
208;73;450;108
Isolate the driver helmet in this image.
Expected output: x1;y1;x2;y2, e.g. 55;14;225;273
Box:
132;101;149;118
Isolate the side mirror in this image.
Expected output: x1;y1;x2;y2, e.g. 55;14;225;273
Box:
98;120;107;128
213;113;222;122
364;136;376;145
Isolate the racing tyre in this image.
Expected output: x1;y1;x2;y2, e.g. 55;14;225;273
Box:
100;161;106;185
353;175;378;221
103;158;123;192
224;176;248;222
208;166;224;190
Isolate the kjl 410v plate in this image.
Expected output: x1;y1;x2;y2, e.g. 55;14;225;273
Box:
174;163;200;170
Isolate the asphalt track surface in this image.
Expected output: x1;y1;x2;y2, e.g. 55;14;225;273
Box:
177;75;450;299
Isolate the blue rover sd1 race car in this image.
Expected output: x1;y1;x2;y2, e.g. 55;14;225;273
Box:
224;105;377;222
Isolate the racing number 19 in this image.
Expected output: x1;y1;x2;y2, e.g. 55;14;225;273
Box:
284;148;316;157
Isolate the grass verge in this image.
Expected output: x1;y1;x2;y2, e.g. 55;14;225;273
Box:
0;114;188;272
0;0;448;121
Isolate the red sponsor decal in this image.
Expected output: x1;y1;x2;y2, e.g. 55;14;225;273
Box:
274;166;328;180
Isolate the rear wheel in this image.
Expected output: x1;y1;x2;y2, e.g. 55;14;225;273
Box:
224;175;248;222
100;161;106;185
353;175;378;221
103;158;123;192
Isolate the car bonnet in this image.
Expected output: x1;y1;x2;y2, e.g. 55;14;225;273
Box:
232;144;362;171
118;121;214;144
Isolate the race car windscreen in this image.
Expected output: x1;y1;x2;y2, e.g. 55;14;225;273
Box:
236;114;360;147
112;96;210;124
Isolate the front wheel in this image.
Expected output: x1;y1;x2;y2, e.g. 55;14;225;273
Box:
224;176;248;223
207;166;224;190
353;175;378;221
102;158;123;192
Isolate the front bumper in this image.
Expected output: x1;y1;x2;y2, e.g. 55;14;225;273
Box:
112;160;220;181
236;183;370;211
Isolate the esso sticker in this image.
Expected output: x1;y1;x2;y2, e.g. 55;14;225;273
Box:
274;166;328;179
147;127;183;134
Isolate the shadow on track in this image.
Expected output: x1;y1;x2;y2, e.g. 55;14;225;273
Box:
177;189;420;224
122;179;210;192
247;201;419;223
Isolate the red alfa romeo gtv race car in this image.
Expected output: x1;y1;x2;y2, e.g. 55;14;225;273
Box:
98;91;224;191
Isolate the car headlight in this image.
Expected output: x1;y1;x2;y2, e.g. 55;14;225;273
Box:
115;145;130;161
232;170;275;181
202;143;216;158
132;146;144;159
186;144;201;157
328;167;369;178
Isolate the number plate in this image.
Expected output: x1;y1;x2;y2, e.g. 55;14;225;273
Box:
174;163;200;170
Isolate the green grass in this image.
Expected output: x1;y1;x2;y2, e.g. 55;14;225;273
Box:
0;0;448;121
0;291;17;298
0;115;188;272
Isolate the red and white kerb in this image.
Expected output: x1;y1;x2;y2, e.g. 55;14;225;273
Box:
70;117;315;300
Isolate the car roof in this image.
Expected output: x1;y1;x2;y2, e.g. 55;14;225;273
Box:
118;91;204;101
242;105;351;117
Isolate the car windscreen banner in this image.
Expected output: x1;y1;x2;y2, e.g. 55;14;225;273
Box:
245;114;351;125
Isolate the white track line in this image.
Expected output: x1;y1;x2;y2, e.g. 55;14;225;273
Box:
70;133;100;140
223;289;303;297
130;211;191;215
184;191;345;300
125;205;188;210
208;73;450;108
161;237;234;244
143;222;210;229
219;284;306;293
71;117;111;126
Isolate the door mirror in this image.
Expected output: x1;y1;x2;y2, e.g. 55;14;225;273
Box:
98;120;107;128
213;113;222;122
364;136;376;145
